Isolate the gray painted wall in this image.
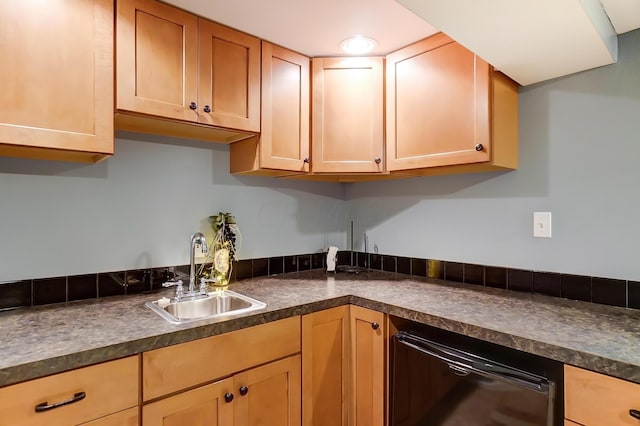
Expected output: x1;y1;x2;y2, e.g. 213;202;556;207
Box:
0;133;346;282
345;29;640;281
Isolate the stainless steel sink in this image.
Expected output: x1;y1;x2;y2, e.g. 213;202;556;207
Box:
146;290;266;324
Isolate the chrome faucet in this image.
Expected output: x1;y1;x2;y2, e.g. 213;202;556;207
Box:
189;232;207;295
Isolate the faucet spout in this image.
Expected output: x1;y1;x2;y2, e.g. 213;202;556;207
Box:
189;232;207;295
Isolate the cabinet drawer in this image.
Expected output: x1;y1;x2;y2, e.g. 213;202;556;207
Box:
0;356;139;426
143;316;301;401
565;364;640;425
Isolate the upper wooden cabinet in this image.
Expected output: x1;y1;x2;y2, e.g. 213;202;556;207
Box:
198;20;261;132
230;42;311;176
386;33;518;174
116;0;260;140
311;57;385;174
0;0;114;162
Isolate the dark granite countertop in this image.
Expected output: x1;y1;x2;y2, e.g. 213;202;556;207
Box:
2;269;640;387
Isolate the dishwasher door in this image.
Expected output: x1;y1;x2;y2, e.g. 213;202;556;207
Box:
391;331;556;426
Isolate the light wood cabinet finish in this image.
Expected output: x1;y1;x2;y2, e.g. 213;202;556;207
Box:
143;378;234;426
143;317;300;401
0;356;138;426
302;306;349;426
0;0;113;162
386;33;518;175
116;0;259;141
312;57;385;173
230;42;310;175
349;305;385;426
565;364;640;426
564;420;581;426
234;355;301;426
81;407;139;426
198;20;261;132
117;0;198;122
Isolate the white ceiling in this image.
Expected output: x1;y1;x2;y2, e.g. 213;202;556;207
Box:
163;0;439;57
166;0;640;84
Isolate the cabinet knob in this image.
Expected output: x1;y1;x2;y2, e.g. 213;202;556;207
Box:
475;144;484;152
374;157;382;164
371;322;379;330
203;105;211;113
630;409;640;420
239;386;249;396
189;102;197;110
303;157;310;164
224;392;234;403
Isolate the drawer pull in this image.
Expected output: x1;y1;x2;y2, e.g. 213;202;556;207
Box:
630;409;640;419
35;392;86;413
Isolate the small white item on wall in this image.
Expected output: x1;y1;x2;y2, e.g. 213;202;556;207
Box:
326;246;339;272
533;212;552;238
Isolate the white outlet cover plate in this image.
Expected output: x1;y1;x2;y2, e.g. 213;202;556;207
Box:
533;212;552;238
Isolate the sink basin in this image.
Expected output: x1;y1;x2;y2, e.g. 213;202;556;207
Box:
146;290;266;324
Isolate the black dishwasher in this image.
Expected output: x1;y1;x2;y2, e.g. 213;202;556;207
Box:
391;329;562;426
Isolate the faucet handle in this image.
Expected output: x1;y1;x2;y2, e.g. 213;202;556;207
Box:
199;278;208;295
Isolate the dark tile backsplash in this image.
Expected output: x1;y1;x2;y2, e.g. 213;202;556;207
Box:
463;264;484;286
561;274;591;302
33;277;66;306
1;249;638;312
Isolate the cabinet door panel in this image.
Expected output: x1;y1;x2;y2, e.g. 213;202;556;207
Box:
261;42;310;171
302;306;349;426
0;0;113;159
312;57;384;173
565;364;640;426
386;34;490;171
350;306;385;426
116;0;198;122
198;20;260;132
235;355;301;426
143;378;234;426
80;407;138;426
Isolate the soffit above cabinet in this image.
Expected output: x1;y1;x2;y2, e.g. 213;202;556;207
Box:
396;0;640;86
162;0;438;57
159;0;639;86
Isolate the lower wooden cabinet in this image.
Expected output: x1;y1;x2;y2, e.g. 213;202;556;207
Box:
302;305;350;426
565;364;640;425
302;305;385;426
143;355;300;426
143;378;233;426
349;306;385;426
0;356;139;426
234;355;301;426
81;407;139;426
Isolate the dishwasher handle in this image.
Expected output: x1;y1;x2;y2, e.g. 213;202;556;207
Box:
395;331;551;394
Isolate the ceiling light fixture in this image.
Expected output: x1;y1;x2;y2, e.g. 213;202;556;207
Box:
340;36;377;55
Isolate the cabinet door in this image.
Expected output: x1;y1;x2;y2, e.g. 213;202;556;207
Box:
302;306;349;426
198;19;260;132
116;0;198;122
80;407;138;426
234;355;301;426
386;33;491;171
349;306;385;426
143;378;234;426
312;57;384;173
261;42;310;172
0;0;113;162
565;364;640;426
